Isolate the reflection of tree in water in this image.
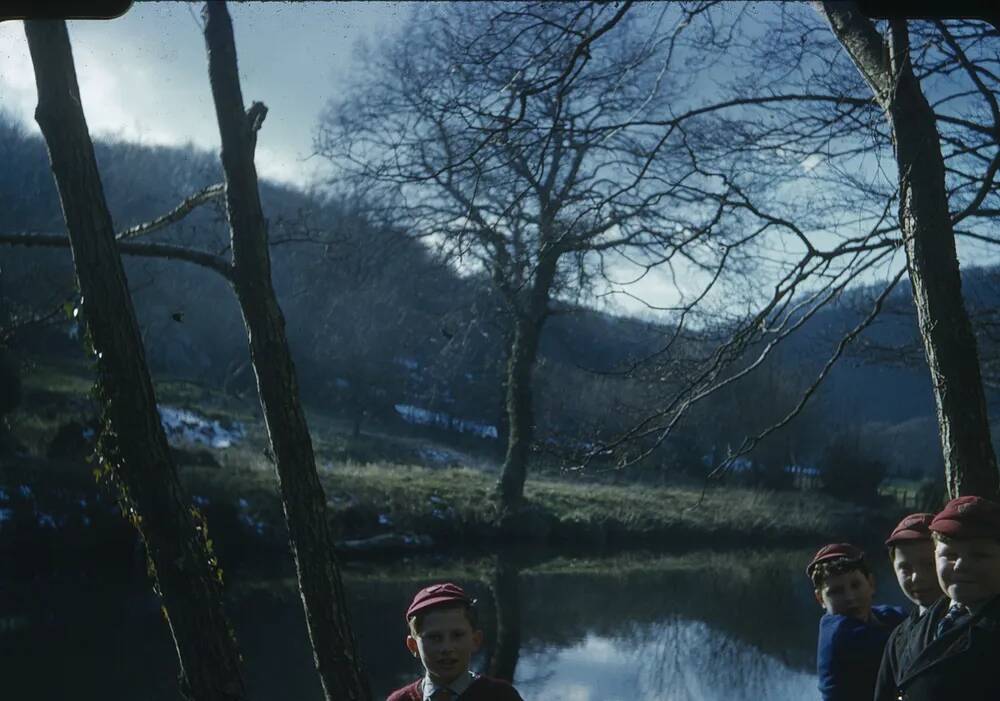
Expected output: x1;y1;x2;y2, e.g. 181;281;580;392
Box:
504;645;561;691
512;621;816;701
632;617;815;701
513;550;820;673
488;553;522;682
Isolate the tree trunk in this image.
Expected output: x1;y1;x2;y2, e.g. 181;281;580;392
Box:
23;20;247;701
496;255;558;510
494;324;514;457
887;28;998;499
496;371;511;454
201;4;371;700
819;3;999;499
496;318;539;507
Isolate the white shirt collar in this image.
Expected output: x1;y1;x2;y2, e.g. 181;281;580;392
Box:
422;671;478;700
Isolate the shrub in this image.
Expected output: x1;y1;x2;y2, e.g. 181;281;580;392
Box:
818;436;887;503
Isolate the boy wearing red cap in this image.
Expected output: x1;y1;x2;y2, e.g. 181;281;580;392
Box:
387;582;524;701
873;513;942;698
884;513;942;616
807;542;906;701
874;496;1000;701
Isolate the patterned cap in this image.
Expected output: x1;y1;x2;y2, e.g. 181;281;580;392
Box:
885;513;935;546
931;496;1000;539
406;582;473;619
806;542;865;577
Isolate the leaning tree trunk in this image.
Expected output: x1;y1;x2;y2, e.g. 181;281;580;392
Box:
496;254;558;511
201;4;370;700
819;3;999;499
24;20;247;701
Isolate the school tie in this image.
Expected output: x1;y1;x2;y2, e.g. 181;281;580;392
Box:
935;602;970;639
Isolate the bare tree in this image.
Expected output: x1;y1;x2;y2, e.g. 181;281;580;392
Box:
559;6;1000;500
23;19;247;701
677;5;1000;496
815;4;998;497
315;1;741;513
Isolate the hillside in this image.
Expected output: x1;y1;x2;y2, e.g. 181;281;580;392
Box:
4;116;999;480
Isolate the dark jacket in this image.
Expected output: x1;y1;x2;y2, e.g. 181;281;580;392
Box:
817;604;906;701
873;605;930;700
386;676;524;701
874;595;1000;701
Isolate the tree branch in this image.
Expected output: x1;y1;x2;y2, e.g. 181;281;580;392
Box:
0;232;234;280
116;182;225;241
816;2;893;106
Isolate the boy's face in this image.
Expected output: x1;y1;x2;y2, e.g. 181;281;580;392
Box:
406;606;483;685
814;569;876;621
935;536;1000;607
892;541;941;609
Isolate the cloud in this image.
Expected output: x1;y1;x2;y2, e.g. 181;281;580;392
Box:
0;4;410;189
0;23;40;125
800;153;823;172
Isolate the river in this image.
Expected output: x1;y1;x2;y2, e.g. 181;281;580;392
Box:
2;546;907;700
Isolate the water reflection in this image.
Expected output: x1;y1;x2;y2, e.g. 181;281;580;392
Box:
487;553;521;682
2;547;906;700
514;621;815;701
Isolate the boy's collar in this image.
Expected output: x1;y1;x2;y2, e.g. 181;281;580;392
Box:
954;594;1000;617
422;671;479;700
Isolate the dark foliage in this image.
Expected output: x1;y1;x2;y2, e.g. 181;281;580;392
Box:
818;435;888;504
0;350;21;419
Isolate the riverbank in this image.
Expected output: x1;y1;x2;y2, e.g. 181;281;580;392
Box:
1;359;904;564
1;452;898;566
324;462;891;548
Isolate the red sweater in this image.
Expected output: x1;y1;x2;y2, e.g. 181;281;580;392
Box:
386;676;524;701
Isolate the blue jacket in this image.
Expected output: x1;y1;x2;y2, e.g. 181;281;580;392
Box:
817;604;907;701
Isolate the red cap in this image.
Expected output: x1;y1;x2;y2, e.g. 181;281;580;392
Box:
405;582;473;620
930;496;1000;540
806;543;865;577
885;513;935;546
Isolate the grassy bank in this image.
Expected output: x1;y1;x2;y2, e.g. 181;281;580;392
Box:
318;462;887;547
1;453;895;561
2;358;901;560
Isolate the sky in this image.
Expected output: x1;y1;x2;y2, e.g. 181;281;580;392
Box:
0;2;412;189
0;1;712;317
0;4;993;320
